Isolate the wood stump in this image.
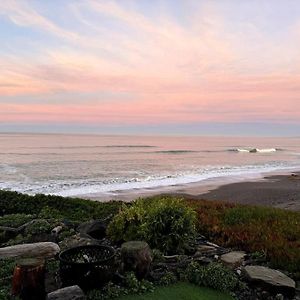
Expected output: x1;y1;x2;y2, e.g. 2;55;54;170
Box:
12;258;46;300
121;241;152;279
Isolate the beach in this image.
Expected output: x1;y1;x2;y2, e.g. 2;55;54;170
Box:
82;171;300;211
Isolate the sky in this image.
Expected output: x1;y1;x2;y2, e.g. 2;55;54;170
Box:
0;0;300;136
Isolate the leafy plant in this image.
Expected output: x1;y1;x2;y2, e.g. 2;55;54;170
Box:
107;197;196;254
0;214;34;227
158;272;177;286
87;273;154;300
24;219;51;235
186;262;238;293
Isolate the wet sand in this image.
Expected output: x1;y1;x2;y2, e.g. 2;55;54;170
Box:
179;173;300;211
81;171;300;211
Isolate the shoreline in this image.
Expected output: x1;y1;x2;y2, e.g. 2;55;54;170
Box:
79;169;300;211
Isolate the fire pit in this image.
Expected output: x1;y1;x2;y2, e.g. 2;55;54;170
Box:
59;245;116;290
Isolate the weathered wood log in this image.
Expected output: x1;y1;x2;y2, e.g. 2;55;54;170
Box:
0;242;60;259
121;241;152;279
12;258;46;300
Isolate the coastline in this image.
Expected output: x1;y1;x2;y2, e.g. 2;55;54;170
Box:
80;169;300;211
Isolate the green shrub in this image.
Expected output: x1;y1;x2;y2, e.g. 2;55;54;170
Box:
186;262;238;293
158;272;177;286
87;273;154;300
0;214;34;228
38;206;63;220
107;197;196;254
24;219;52;236
0;190;122;222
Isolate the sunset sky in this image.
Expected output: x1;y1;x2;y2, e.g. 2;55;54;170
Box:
1;0;300;135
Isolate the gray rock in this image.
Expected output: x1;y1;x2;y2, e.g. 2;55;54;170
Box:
243;265;295;297
78;220;107;240
59;234;98;251
220;251;246;268
46;285;86;300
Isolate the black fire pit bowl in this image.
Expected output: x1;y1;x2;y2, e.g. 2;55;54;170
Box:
59;245;116;290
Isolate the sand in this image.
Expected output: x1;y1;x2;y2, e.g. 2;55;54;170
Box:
81;171;300;211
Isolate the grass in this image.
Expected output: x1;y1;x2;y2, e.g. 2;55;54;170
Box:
187;199;300;272
118;283;233;300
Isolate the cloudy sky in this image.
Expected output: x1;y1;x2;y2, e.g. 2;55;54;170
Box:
1;0;300;135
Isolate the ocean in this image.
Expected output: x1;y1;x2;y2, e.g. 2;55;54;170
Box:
0;133;300;198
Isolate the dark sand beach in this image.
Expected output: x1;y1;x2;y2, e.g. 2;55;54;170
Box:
83;172;300;211
171;173;300;211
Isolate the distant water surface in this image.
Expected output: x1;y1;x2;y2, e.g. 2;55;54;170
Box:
0;133;300;197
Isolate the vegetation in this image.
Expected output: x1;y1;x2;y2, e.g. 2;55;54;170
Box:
107;197;196;254
0;190;299;299
188;199;300;272
186;262;238;293
118;283;234;300
0;190;122;222
87;272;154;300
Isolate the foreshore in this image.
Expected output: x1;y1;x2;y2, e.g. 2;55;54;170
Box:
81;170;300;211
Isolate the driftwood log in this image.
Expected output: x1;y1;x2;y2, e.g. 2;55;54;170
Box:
12;258;46;300
0;242;60;259
121;241;152;279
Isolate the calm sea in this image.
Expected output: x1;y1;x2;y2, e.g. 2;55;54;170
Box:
0;133;300;197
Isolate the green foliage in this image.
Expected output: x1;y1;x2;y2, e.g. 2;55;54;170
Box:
38;206;63;220
24;219;51;235
108;197;196;254
87;273;154;300
188;199;300;272
0;214;34;227
0;259;16;299
186;262;238;293
0;190;122;222
158;272;177;286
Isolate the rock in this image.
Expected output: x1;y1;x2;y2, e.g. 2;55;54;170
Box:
78;220;107;240
121;241;152;279
59;234;98;251
46;285;86;300
0;242;60;259
275;294;284;300
51;226;63;237
243;265;295;297
220;251;246;268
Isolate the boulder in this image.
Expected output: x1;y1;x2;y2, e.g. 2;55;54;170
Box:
46;285;86;300
220;251;246;268
121;241;152;279
243;265;295;297
59;234;98;251
0;242;60;259
78;220;107;240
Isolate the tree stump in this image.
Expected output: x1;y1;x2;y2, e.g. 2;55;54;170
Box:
121;241;152;279
12;258;46;300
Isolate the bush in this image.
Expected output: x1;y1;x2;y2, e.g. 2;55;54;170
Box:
107;197;196;254
87;273;154;299
187;199;300;272
186;261;238;293
24;219;52;236
0;190;122;222
0;214;34;227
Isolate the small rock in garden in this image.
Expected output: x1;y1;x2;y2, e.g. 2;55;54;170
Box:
196;245;217;255
243;265;295;297
59;234;98;251
220;251;246;268
78;220;107;240
46;285;86;300
275;294;284;300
